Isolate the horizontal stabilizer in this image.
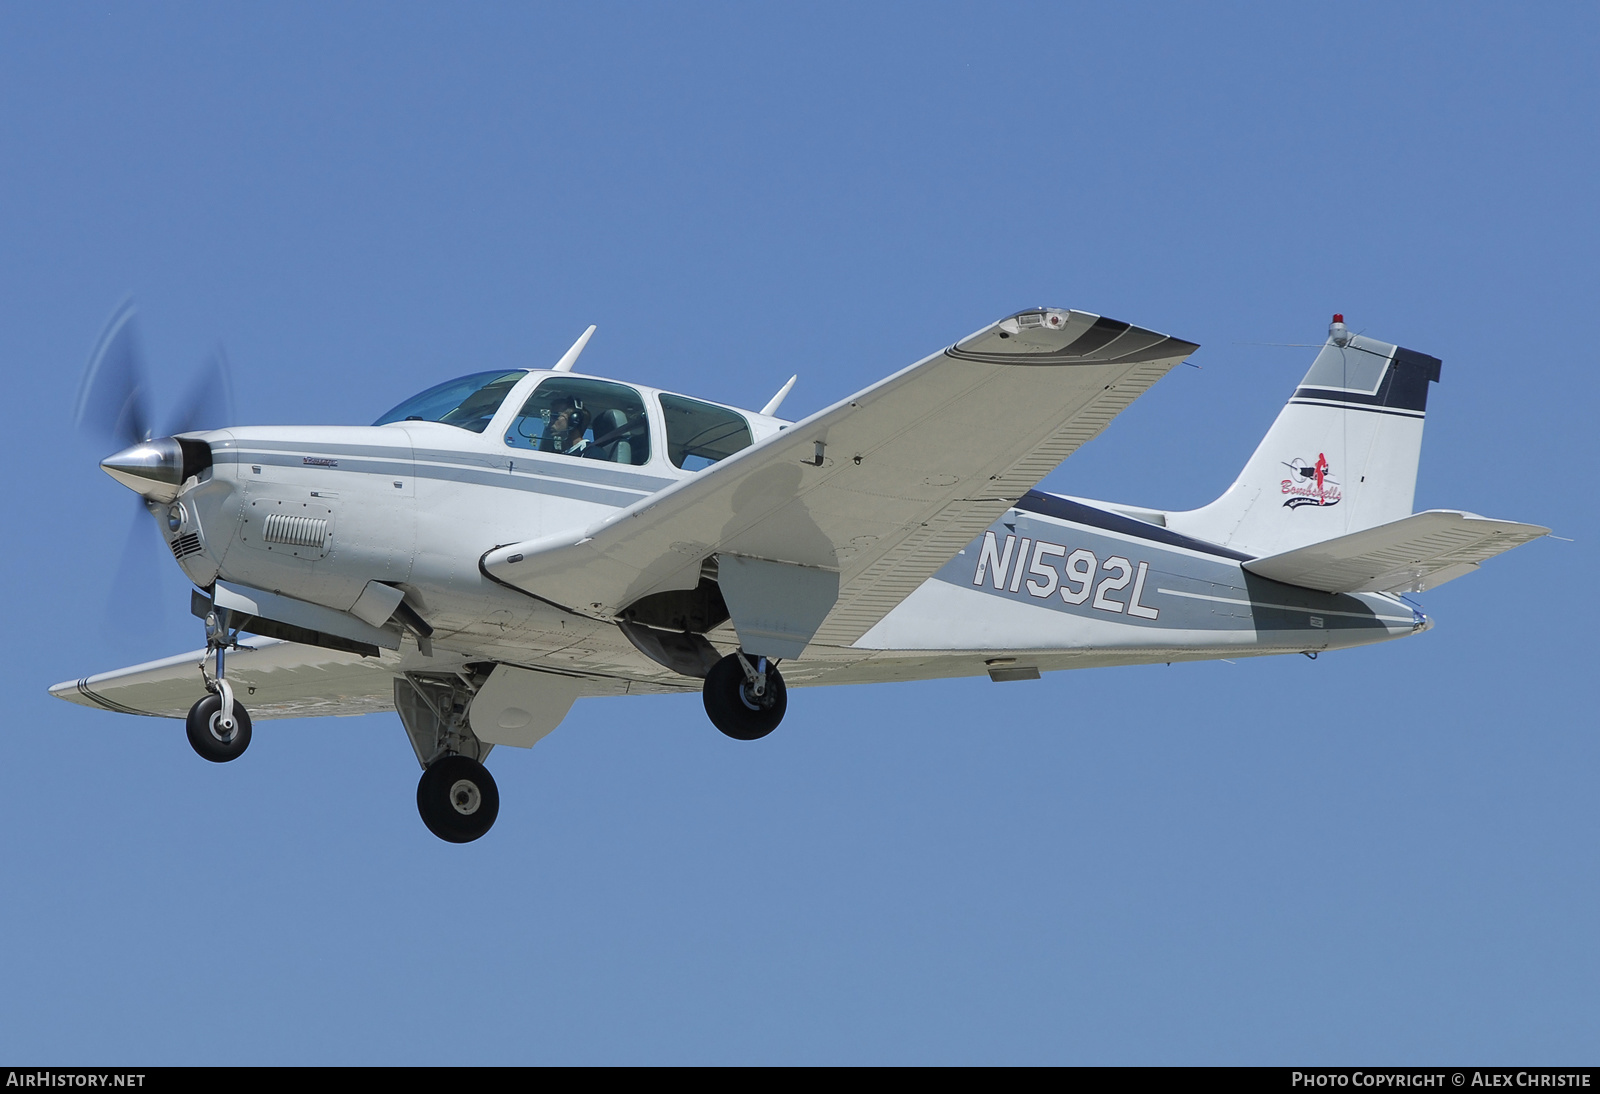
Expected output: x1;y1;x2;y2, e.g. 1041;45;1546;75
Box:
1242;510;1549;595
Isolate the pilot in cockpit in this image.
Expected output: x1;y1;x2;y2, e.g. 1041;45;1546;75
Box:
540;395;590;457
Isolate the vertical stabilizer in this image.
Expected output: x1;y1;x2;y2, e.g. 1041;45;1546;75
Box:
1165;316;1442;557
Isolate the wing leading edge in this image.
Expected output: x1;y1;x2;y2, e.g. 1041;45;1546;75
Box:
484;308;1198;650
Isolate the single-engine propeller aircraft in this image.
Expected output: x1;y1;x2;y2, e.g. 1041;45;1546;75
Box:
54;307;1547;842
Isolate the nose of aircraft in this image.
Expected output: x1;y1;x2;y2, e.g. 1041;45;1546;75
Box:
100;437;185;502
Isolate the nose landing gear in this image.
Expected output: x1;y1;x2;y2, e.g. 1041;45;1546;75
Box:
703;652;787;740
186;606;252;762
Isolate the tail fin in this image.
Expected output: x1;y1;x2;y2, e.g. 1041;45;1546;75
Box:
1166;316;1442;557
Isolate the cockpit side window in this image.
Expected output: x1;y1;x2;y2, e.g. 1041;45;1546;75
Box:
505;377;652;465
659;394;753;471
373;370;527;433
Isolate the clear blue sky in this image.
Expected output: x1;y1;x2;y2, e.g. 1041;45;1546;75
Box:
2;3;1595;1064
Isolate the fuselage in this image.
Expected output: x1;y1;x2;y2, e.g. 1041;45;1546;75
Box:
150;366;1424;694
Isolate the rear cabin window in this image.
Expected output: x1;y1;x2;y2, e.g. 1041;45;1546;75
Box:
504;377;652;466
660;394;753;471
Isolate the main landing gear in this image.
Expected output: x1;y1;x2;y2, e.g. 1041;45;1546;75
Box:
416;754;500;843
395;671;501;843
186;606;252;762
702;652;786;740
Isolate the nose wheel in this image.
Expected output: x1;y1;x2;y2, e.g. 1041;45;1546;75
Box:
703;652;787;740
416;755;500;843
186;692;252;762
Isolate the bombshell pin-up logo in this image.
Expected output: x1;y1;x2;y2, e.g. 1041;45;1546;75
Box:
1281;453;1341;509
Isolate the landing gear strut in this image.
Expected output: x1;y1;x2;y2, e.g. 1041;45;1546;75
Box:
186;606;251;762
702;652;786;740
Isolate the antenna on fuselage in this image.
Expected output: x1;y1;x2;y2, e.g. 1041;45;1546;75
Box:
761;374;798;416
552;325;596;373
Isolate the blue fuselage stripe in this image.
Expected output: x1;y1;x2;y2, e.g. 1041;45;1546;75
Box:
1014;491;1255;561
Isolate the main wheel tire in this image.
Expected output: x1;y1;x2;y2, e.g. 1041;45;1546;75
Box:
185;693;253;763
702;654;787;741
416;755;500;843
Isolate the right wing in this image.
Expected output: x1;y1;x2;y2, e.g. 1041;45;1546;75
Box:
1242;509;1549;594
485;308;1198;648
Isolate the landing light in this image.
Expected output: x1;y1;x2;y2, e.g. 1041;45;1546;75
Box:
999;309;1071;336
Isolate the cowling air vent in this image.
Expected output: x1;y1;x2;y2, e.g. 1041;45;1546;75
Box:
263;513;328;548
241;498;335;560
169;532;202;560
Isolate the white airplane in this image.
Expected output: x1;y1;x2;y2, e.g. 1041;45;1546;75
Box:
54;306;1547;842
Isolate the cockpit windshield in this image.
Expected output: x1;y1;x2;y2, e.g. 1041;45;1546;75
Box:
372;370;527;432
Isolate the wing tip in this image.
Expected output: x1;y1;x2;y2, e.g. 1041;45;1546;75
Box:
951;308;1198;366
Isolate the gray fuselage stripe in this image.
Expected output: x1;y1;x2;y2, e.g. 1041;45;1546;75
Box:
1156;587;1412;622
218;439;676;492
222;449;652;507
427;450;675;492
222;451;414;478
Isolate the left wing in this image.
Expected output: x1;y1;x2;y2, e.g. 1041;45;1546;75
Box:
50;637;400;719
485;308;1197;649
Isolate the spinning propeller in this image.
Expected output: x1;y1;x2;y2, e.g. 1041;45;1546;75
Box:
76;299;235;493
74;299;236;623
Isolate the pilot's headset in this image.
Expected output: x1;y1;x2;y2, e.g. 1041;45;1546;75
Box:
543;397;589;444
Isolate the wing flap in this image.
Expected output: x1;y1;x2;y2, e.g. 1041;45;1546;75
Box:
1241;509;1549;594
485;308;1197;648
